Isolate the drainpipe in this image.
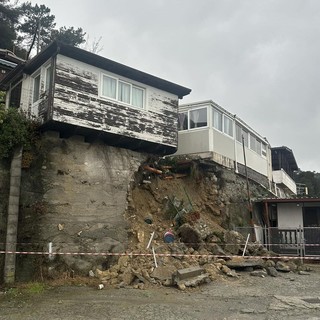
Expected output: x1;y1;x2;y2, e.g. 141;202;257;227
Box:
233;115;238;173
4;146;23;284
242;135;254;235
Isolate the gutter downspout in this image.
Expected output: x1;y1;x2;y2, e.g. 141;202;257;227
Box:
233;115;238;173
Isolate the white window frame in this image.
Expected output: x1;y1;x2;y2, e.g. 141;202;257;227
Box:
261;143;267;158
44;64;52;93
189;107;208;129
212;108;223;132
223;115;233;137
101;72;145;109
32;71;41;104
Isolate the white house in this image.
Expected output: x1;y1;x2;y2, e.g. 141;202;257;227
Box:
175;100;273;189
0;41;191;155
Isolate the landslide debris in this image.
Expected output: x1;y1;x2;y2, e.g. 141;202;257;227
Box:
93;158;297;289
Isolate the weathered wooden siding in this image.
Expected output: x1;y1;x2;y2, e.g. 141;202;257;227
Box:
53;55;179;148
20;58;52;122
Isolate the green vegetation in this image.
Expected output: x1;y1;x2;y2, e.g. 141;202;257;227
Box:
0;92;39;159
294;170;320;197
0;0;86;58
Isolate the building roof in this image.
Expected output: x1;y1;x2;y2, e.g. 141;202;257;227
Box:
258;197;320;204
0;41;191;98
271;146;298;172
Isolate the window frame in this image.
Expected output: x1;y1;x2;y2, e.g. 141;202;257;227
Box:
223;115;234;137
32;71;41;104
101;72;145;109
212;108;223;132
189;107;208;129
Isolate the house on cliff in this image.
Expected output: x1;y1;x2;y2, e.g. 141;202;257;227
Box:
175;100;273;190
175;100;300;198
0;41;191;155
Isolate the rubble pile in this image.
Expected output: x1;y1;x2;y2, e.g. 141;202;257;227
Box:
90;159;304;290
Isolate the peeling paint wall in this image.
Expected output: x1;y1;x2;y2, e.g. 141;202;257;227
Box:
52;55;179;148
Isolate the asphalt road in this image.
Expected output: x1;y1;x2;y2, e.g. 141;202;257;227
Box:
1;268;320;320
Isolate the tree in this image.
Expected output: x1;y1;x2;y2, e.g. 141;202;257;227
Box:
294;170;320;197
18;2;86;56
47;26;86;47
18;2;56;54
0;0;20;50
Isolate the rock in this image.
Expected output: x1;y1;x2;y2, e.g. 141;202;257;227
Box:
178;223;202;249
119;268;135;285
275;261;291;272
298;270;311;275
151;266;176;281
222;230;243;255
250;270;267;277
207;243;226;256
221;265;238;278
266;266;278;277
178;283;186;291
264;260;276;268
225;257;264;269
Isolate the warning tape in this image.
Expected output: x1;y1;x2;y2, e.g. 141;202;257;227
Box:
1;242;320;247
1;250;320;260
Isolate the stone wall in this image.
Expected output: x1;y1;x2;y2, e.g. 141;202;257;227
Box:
2;131;147;281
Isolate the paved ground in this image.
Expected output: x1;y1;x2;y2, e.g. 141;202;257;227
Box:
1;268;320;320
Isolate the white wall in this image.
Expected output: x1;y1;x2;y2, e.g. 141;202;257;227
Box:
277;203;303;228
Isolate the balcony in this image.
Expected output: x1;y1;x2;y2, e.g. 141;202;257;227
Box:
273;169;297;195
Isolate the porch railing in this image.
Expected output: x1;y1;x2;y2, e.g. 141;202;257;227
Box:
235;226;320;257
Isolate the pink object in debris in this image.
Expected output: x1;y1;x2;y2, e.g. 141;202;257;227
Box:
164;230;175;243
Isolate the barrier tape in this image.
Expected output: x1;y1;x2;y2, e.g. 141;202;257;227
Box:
1;250;320;260
1;242;320;247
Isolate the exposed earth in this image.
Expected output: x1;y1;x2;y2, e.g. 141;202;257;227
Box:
1;265;320;320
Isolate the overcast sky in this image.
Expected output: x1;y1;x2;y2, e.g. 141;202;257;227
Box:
29;0;320;172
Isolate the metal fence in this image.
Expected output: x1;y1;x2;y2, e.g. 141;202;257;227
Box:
235;226;320;257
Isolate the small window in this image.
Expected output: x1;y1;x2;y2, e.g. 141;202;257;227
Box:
102;75;117;99
212;109;222;131
236;124;242;142
132;86;143;108
242;130;248;147
190;108;207;129
118;81;131;104
33;73;41;103
250;134;256;151
178;112;188;130
262;143;267;157
223;116;233;137
256;140;261;154
45;65;52;92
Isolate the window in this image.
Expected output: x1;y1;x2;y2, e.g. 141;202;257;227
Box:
45;65;52;92
261;143;267;157
212;109;222;131
178;112;188;130
242;130;248;147
132;87;143;108
236;124;242;142
223;116;233;137
102;75;117;99
118;81;130;104
189;108;207;129
256;140;261;154
250;134;256;152
33;73;41;103
101;74;144;108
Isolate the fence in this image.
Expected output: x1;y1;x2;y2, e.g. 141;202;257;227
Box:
235;226;320;257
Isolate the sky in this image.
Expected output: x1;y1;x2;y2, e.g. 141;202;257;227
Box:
29;0;320;172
